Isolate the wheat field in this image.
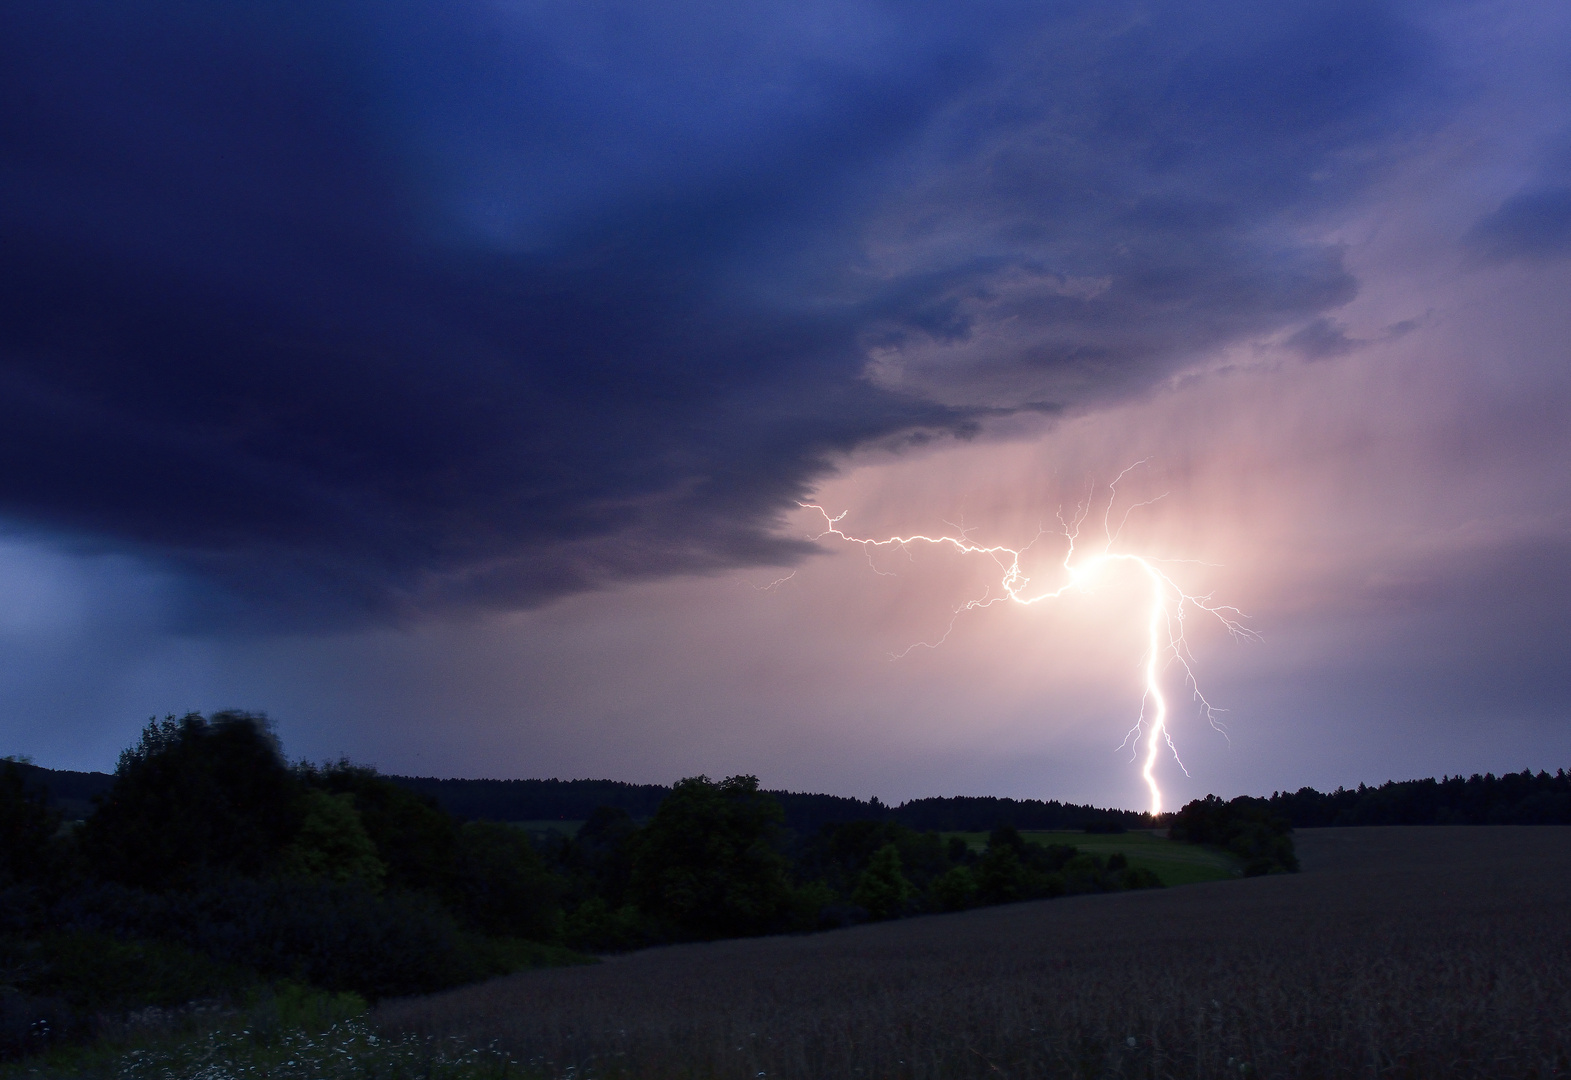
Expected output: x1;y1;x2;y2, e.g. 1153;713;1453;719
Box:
376;827;1571;1079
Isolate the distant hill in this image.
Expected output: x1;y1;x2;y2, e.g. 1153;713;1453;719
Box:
382;775;1148;833
390;776;671;823
15;760;1570;832
10;763;1146;833
10;761;114;820
1265;770;1571;826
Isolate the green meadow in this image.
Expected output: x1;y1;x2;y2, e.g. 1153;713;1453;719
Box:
521;822;1242;886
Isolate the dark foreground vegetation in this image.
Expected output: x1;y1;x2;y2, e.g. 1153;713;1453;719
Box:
3;712;1238;1067
1;714;591;1064
380;827;1571;1080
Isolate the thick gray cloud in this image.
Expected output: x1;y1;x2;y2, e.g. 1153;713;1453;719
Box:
1465;185;1571;264
0;0;1449;626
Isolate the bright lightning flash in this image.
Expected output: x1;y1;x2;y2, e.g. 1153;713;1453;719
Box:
801;466;1254;814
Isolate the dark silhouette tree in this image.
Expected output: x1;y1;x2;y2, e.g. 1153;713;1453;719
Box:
852;842;912;920
453;820;563;940
0;759;63;889
304;760;462;899
82;712;301;889
630;775;792;940
1170;795;1297;875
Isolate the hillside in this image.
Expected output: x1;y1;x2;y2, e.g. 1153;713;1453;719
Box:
19;761;1571;830
377;826;1571;1079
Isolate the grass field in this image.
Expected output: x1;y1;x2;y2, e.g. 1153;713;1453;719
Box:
946;829;1242;885
377;827;1571;1080
520;823;1239;886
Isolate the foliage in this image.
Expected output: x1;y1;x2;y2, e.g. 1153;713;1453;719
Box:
278;790;387;890
375;827;1571;1080
1265;768;1571;826
931;865;978;911
1169;795;1298;875
0;762;62;892
0;711;1243;1066
302;762;462;899
628;775;794;940
452;822;562;940
0;983;529;1080
379;776;1153;835
81;713;301;890
851;843;912;920
3;932;253;1013
56;877;482;1000
561;897;648;952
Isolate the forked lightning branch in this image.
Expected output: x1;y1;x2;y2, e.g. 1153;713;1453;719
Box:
801;466;1255;814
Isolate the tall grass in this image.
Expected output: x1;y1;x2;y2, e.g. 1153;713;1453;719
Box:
377;827;1571;1080
0;985;528;1079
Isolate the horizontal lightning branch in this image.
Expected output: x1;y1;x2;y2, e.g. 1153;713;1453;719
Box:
801;466;1255;814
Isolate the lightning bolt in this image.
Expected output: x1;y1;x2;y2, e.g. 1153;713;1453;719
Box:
800;465;1254;814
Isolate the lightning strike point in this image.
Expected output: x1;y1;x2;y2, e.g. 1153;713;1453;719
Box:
798;473;1254;815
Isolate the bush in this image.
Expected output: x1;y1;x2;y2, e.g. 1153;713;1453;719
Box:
302;762;462;899
851;843;912;921
0;762;62;891
82;713;301;890
452;821;563;940
1169;795;1298;875
2;932;255;1013
563;896;649;952
57;878;482;1000
629;775;794;940
278;790;387;889
931;865;978;912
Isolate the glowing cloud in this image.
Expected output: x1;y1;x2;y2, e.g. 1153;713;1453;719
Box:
803;464;1255;813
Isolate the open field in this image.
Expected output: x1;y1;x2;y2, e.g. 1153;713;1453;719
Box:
376;827;1571;1079
947;829;1242;885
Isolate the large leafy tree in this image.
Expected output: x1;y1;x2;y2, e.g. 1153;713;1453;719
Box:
82;712;302;890
453;821;563;940
1170;795;1298;875
630;775;792;940
303;761;462;899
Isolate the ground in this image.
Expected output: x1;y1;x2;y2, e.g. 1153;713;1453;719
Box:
376;826;1571;1080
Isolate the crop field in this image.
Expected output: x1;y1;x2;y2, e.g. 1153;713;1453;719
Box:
376;826;1571;1080
947;830;1242;885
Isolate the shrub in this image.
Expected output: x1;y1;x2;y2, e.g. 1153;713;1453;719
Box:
57;878;482;1000
278;789;387;890
851;843;912;921
452;821;563;940
302;762;462;899
82;713;301;890
0;761;62;890
931;865;978;912
1170;795;1298;875
563;896;649;952
629;775;794;940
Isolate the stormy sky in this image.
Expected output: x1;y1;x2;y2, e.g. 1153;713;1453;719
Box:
2;0;1569;809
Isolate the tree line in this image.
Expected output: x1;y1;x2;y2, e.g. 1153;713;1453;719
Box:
20;765;1158;835
1263;769;1571;826
308;776;1156;834
1;712;1170;1058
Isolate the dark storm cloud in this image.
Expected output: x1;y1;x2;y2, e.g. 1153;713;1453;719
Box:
1284;318;1358;360
1464;185;1571;264
0;0;1441;625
